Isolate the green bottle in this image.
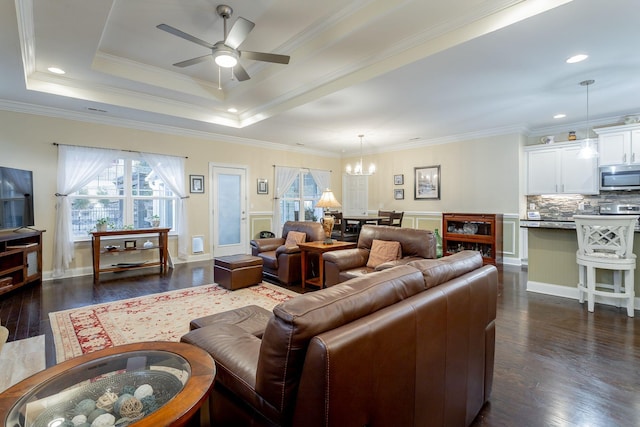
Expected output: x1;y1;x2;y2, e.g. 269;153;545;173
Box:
434;228;443;258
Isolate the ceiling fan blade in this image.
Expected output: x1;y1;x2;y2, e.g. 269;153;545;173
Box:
157;24;215;50
225;17;255;49
241;50;290;65
173;55;211;68
233;64;250;81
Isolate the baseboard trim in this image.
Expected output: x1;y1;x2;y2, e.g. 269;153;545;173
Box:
527;280;639;310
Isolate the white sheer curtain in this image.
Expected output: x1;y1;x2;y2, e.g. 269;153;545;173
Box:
308;169;331;194
141;153;188;259
53;145;121;277
273;166;299;235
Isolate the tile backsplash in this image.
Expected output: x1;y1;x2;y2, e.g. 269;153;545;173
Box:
526;192;640;220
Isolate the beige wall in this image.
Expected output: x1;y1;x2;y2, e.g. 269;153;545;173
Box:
343;134;521;214
0;110;523;278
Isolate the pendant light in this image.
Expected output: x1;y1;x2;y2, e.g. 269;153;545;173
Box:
345;135;376;176
577;79;598;159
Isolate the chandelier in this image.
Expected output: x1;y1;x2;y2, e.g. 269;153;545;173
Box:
345;135;376;176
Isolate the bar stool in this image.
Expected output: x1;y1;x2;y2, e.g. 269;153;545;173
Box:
575;215;637;317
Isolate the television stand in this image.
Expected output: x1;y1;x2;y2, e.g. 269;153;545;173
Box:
0;229;44;296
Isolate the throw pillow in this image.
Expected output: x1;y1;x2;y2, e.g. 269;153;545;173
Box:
285;231;306;246
366;239;402;268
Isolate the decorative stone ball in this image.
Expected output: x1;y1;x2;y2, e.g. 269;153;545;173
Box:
87;408;107;424
90;413;116;427
113;394;133;415
96;391;118;412
118;396;143;418
133;384;153;400
122;385;136;396
71;414;88;426
74;399;96;416
140;395;159;414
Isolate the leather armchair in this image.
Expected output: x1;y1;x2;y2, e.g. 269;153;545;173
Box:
250;221;325;285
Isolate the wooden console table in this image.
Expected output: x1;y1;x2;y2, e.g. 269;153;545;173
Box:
91;228;170;283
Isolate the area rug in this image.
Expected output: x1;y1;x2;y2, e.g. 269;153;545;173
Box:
49;283;298;363
0;335;46;392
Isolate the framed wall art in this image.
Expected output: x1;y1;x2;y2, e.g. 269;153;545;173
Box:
414;165;440;200
394;174;404;185
394;189;404;200
190;175;204;193
257;178;268;194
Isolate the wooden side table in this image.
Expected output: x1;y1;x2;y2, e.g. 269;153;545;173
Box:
1;341;215;427
298;241;357;289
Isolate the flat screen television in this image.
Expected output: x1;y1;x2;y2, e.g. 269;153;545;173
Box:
0;166;35;230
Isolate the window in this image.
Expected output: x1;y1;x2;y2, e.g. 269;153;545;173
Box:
278;171;323;226
70;157;177;238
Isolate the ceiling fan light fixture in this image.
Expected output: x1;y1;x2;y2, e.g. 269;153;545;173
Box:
214;50;238;68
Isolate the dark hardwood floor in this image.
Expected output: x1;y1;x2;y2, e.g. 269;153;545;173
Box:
1;262;639;426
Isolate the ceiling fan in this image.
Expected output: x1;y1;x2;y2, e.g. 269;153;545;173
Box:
157;4;290;82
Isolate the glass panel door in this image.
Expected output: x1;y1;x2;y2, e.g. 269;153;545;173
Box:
212;166;247;257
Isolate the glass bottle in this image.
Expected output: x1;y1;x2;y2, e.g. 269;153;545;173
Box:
434;228;443;258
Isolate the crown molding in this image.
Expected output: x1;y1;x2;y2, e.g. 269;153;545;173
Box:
0;99;339;158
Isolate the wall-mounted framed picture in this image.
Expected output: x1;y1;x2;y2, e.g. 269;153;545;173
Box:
394;174;404;185
124;240;136;249
257;178;268;194
190;175;204;193
414;165;440;200
394;189;404;200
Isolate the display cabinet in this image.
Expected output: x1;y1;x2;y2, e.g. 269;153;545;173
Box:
442;213;502;267
0;230;44;296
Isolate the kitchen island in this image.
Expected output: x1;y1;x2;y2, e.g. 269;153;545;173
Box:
521;220;640;311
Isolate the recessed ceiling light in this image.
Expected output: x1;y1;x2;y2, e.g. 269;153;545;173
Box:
227;107;238;113
47;67;65;74
566;54;588;64
554;114;566;119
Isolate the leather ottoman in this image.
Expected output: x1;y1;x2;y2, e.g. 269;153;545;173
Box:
214;254;263;290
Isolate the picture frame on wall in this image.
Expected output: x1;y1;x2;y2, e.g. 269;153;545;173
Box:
190;175;204;193
257;178;268;194
414;165;440;200
394;189;404;200
394;174;404;185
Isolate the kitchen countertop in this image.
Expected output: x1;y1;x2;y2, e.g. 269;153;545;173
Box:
520;220;577;229
521;219;640;231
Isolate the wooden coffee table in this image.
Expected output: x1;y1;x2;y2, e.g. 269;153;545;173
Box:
298;240;357;289
1;341;215;427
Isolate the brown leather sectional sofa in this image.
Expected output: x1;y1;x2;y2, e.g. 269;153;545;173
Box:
181;250;497;427
323;224;437;287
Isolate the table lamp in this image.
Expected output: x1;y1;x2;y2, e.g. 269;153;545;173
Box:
316;188;342;244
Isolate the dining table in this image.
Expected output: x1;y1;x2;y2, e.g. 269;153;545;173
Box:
342;215;385;231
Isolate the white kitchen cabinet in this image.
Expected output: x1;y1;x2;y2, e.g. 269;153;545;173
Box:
595;124;640;166
525;141;598;195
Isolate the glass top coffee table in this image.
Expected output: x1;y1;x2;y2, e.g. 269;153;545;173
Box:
2;342;215;427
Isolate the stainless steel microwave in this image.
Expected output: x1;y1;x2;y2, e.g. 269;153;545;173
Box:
600;164;640;191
